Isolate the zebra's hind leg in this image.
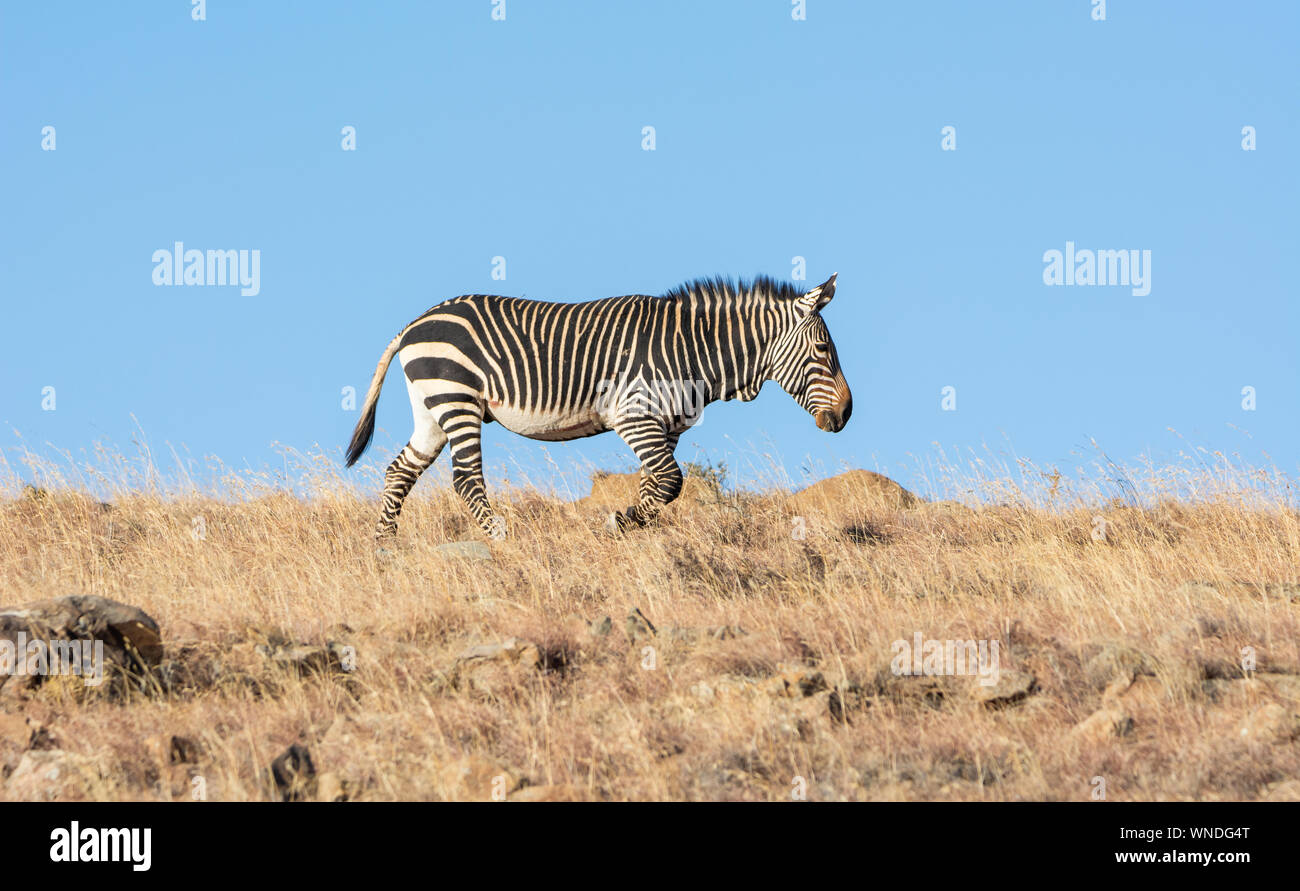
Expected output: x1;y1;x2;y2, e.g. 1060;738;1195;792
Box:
375;421;447;538
441;408;507;540
609;423;682;533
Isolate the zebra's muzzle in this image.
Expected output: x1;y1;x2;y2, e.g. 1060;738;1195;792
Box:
815;408;845;432
815;394;852;433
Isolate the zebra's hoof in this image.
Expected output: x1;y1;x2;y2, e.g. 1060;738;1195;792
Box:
605;512;631;535
485;517;508;541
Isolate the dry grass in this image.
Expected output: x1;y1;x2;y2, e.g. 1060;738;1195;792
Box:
1;446;1298;801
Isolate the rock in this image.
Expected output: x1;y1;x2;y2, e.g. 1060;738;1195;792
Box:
0;595;163;696
4;749;98;801
433;541;493;561
763;663;828;698
1069;707;1135;744
688;675;768;704
151;761;203;801
145;734;202;766
509;783;586;802
454;637;543;673
267;642;355;677
1101;675;1136;701
827;683;871;724
1157;613;1239;650
1082;641;1156;690
0;713;37;750
788;469;920;514
270;744;317;802
705;625;747;641
451;638;546;696
1262;674;1300;703
624;608;657;643
1198;655;1249;680
316;771;347;802
689;681;716;702
27;716;57;750
1261;582;1300;604
1263;779;1300;801
1237;703;1300;745
171;735;201;764
1106;676;1167;718
971;670;1037;709
663;624;748;643
439;756;520;802
870;667;951;708
771;706;817;741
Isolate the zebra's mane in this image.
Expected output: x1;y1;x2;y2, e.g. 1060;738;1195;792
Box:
660;275;806;305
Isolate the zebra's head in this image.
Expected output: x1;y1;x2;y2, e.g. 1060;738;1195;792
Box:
770;273;852;433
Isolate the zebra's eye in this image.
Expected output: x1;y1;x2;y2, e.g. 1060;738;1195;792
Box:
813;340;830;354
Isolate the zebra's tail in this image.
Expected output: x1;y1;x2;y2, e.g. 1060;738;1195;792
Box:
345;332;402;467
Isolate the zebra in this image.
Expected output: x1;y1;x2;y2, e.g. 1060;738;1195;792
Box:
344;273;852;539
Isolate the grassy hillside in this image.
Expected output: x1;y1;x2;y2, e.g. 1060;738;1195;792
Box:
1;459;1298;801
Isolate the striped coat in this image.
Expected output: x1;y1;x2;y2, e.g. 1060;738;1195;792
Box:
346;273;851;539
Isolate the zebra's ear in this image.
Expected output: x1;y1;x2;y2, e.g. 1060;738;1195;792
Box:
796;273;837;316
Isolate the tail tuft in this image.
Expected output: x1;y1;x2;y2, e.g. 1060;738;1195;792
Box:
344;333;402;467
344;400;378;467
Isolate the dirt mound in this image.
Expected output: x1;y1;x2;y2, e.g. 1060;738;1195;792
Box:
788;470;920;513
579;471;720;511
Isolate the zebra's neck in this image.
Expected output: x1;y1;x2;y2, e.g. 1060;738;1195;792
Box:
679;283;783;405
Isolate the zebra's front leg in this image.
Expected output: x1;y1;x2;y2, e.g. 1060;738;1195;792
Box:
609;422;682;533
443;411;507;540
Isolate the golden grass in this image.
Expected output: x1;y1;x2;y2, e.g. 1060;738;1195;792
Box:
1;445;1297;801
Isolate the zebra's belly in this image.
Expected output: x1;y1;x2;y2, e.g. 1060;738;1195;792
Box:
486;401;607;442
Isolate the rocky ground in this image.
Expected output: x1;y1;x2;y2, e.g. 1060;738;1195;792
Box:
1;469;1298;801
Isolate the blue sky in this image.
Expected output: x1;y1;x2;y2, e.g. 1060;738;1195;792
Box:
1;1;1295;499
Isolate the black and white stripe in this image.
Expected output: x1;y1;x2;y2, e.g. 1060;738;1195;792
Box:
345;273;852;539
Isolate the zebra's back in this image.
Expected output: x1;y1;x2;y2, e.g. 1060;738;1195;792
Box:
397;292;685;442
